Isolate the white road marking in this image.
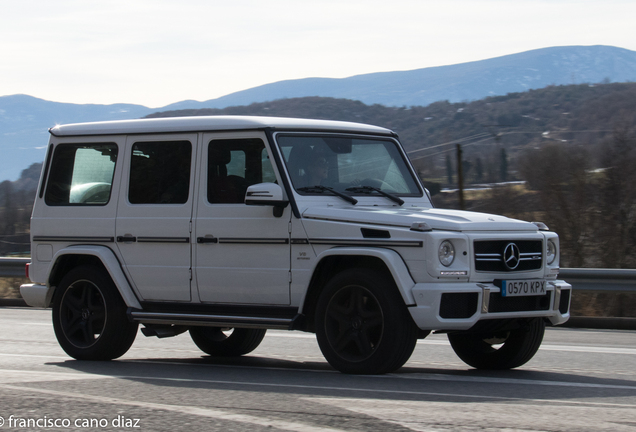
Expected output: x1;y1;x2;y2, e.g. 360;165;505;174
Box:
267;332;636;355
307;397;636;432
0;383;350;432
387;372;636;390
538;344;636;355
0;368;112;384
1;366;635;394
0;353;69;360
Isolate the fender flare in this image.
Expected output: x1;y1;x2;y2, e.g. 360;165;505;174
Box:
46;245;142;309
300;247;416;311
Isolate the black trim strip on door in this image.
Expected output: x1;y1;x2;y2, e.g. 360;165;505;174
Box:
136;237;190;243
309;238;423;248
33;236;115;243
217;238;290;245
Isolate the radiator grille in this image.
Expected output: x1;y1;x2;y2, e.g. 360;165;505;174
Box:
474;240;542;272
488;291;552;313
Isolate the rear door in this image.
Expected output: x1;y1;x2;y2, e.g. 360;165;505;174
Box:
116;134;197;302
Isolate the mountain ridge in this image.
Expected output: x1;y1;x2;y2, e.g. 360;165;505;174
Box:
2;45;636;180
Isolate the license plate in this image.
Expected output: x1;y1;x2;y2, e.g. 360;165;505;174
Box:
501;279;546;297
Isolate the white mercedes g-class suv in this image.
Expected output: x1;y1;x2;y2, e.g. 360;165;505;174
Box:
20;116;571;374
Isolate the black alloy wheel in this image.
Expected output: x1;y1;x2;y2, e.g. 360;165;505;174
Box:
52;266;138;360
315;268;418;374
58;279;106;348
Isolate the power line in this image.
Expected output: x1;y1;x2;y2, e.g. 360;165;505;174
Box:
406;132;492;154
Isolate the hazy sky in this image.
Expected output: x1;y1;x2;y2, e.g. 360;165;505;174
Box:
1;0;635;108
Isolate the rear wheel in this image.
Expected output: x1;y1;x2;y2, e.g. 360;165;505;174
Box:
190;327;266;356
448;318;545;369
315;268;418;374
52;266;138;360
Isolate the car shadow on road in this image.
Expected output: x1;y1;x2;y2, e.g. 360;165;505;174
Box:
48;354;636;404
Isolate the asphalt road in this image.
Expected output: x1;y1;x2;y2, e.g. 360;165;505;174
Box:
0;307;635;432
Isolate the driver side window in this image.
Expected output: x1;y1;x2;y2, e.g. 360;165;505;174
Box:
207;138;275;204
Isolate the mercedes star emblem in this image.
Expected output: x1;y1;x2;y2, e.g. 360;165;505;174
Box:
503;243;521;270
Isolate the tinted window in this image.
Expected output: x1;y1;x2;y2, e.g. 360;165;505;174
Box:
208;138;273;204
45;143;118;206
129;141;192;204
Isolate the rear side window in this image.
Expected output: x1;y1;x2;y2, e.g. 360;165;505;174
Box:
45;143;118;206
129;141;192;204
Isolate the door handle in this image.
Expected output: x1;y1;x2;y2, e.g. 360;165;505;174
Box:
197;236;218;244
117;235;137;243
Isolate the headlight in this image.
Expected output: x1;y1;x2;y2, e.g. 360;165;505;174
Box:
438;240;455;267
546;239;557;265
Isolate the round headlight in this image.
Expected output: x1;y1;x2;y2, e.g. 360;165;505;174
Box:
547;239;557;265
438;240;455;267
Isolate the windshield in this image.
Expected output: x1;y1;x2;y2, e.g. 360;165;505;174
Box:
276;135;422;197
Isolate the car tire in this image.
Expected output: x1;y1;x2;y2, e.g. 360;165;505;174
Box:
315;268;418;374
447;318;545;369
190;327;267;356
52;265;138;360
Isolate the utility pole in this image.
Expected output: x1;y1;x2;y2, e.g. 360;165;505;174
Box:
456;144;465;210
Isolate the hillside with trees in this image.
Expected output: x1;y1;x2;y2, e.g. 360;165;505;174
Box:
148;82;636;186
149;82;636;268
2;82;635;267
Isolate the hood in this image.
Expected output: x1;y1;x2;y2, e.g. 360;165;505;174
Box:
302;206;538;232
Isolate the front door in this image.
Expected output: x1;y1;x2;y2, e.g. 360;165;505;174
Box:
194;133;291;305
116;134;197;302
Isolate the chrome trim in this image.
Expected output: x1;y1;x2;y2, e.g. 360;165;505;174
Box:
551;282;561;311
478;283;490;314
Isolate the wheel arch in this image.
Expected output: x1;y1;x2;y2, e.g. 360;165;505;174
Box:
47;245;142;309
298;247;416;332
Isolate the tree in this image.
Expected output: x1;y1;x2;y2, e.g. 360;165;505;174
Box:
595;128;636;267
445;154;453;184
520;144;592;267
499;148;508;182
475;157;483;183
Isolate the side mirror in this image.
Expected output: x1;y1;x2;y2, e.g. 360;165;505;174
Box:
245;183;289;217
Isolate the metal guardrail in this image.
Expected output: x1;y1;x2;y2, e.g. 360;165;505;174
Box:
2;260;636;290
558;268;636;291
1;260;635;329
0;257;29;278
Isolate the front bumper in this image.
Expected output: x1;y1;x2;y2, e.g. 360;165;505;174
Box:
408;279;571;331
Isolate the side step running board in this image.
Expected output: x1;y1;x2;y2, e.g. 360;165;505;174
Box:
128;310;297;330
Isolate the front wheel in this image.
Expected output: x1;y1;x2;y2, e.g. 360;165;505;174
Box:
52;266;138;360
448;318;545;369
315;268;418;374
190;327;266;356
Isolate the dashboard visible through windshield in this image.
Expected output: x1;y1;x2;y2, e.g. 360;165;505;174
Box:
276;134;422;198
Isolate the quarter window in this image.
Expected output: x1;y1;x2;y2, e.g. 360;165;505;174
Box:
45;143;118;206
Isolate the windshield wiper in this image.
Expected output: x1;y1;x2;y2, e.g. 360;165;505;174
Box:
346;186;404;206
297;185;358;205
